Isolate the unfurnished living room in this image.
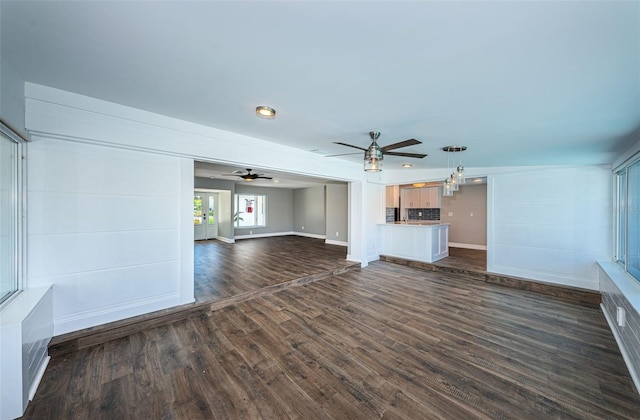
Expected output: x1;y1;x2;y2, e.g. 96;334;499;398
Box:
1;1;640;419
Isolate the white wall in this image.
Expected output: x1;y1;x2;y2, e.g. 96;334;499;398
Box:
488;165;611;290
24;83;367;334
385;165;611;291
27;138;194;334
366;181;385;262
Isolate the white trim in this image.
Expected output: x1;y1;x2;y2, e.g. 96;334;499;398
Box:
448;242;487;250
29;355;50;400
216;236;235;244
486;264;598;291
600;303;640;395
292;231;326;239
53;292;182;335
234;231;295;240
325;239;348;247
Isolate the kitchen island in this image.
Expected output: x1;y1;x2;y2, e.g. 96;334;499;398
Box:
379;222;449;263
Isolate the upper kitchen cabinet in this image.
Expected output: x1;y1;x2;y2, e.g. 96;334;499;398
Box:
402;186;441;208
403;187;422;208
386;185;400;208
421;187;441;208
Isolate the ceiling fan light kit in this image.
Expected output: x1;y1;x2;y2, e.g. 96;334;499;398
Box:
332;131;427;172
256;106;276;119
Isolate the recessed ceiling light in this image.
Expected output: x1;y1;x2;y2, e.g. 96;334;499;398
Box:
402;163;413;168
473;178;483;183
256;106;276;119
273;179;280;183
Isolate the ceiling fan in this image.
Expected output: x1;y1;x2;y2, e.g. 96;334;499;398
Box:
329;131;427;171
222;168;272;182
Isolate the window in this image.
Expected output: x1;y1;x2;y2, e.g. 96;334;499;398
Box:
0;126;22;305
235;193;266;228
615;156;640;281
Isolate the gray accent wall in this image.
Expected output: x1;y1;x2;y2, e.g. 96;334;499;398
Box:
440;183;487;246
325;183;348;243
293;186;326;236
235;184;293;235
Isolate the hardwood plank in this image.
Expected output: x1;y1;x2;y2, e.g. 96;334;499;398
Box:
24;254;640;419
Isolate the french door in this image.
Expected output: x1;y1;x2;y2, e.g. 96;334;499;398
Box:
194;192;218;240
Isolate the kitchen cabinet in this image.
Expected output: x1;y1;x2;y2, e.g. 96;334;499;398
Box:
403;188;422;208
385;185;400;208
402;187;441;209
420;187;441;208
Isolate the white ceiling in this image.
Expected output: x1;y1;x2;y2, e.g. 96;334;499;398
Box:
1;1;639;173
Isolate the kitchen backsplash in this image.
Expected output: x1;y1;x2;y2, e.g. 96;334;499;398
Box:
407;208;440;221
385;208;398;223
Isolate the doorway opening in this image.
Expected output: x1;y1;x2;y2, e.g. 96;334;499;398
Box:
193;192;218;240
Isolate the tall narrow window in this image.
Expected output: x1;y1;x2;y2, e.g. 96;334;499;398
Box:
0;129;19;304
615;155;640;283
615;169;627;264
627;161;640;279
235;193;266;228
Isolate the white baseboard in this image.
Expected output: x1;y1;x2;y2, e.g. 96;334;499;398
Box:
29;355;50;400
293;231;326;239
216;236;235;244
234;231;296;240
325;239;348;247
487;264;598;291
601;303;640;395
53;292;179;336
449;242;487;250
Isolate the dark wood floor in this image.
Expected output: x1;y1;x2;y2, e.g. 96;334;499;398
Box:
24;260;639;419
195;236;352;303
439;246;487;271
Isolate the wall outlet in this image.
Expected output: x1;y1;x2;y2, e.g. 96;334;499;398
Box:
470;212;474;217
250;230;253;235
617;307;626;327
448;212;453;217
336;231;339;236
301;226;304;230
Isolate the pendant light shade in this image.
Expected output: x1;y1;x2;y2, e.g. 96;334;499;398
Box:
456;165;466;184
443;177;454;196
442;146;467;196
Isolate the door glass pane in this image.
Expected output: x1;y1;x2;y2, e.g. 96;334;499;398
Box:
194;195;203;225
208;195;215;225
0;132;18;304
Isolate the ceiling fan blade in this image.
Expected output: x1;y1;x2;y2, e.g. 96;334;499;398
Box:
255;176;273;179
384;151;428;159
381;138;421;152
324;152;363;157
333;142;367;151
221;173;245;177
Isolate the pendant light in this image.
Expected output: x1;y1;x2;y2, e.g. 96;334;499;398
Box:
442;146;467;195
